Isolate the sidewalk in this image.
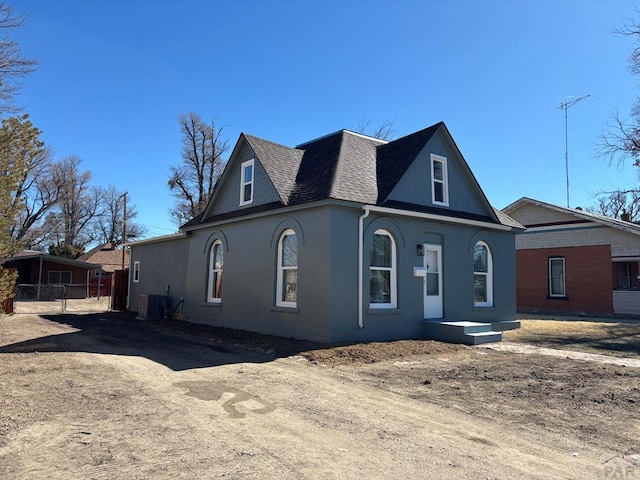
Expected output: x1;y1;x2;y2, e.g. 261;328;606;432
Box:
488;342;640;368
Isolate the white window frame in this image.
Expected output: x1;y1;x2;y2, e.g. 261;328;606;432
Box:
207;240;223;303
549;257;566;297
133;261;140;283
430;154;449;206
276;229;297;308
239;158;254;206
369;229;397;309
473;241;493;307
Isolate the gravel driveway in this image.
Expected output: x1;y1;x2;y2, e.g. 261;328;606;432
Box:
1;312;638;479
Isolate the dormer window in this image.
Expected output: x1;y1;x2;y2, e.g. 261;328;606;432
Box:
240;159;254;206
431;154;449;206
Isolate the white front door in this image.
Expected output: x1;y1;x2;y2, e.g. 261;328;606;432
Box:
423;244;443;318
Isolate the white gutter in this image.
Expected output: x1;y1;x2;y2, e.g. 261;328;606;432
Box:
363;204;514;231
357;206;371;328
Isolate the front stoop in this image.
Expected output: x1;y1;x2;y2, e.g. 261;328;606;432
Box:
423;320;503;345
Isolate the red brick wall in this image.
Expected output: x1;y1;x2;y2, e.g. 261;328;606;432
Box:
516;245;613;314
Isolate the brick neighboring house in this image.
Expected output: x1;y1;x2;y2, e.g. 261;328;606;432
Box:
503;197;640;316
78;242;129;297
78;242;129;277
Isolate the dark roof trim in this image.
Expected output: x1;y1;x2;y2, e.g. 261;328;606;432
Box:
6;252;100;269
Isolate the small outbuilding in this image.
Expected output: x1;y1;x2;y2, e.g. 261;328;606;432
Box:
4;250;100;301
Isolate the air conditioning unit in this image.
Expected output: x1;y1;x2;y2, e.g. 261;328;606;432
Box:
138;294;166;318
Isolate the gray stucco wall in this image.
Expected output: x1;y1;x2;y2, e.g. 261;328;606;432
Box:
129;204;517;343
326;206;517;342
128;236;189;314
182;206;333;342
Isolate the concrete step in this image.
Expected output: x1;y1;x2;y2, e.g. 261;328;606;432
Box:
466;331;503;345
437;321;493;334
423;320;503;345
491;320;521;331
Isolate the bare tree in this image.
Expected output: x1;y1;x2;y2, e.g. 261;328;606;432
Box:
168;112;229;223
354;118;397;141
91;186;146;246
0;3;37;115
589;188;640;222
45;156;103;256
598;14;640;166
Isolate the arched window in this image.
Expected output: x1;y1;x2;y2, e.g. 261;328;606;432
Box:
276;229;298;307
369;229;397;308
207;240;223;303
473;241;493;307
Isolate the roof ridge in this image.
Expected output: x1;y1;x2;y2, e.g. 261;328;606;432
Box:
242;132;298;151
295;129;346;149
341;129;388;144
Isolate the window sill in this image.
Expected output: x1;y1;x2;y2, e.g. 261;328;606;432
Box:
203;302;222;307
271;306;299;314
547;296;569;300
474;304;494;309
367;308;403;315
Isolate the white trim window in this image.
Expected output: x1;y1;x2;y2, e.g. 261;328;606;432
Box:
549;257;566;297
473;241;493;306
207;240;223;303
369;229;397;308
431;154;449;206
240;159;254;206
133;261;140;283
276;229;298;307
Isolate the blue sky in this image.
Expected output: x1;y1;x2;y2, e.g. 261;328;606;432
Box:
10;0;640;239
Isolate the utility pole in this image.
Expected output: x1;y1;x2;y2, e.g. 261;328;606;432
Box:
558;94;590;208
121;191;127;270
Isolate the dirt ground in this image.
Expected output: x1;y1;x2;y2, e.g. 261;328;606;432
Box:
1;312;639;479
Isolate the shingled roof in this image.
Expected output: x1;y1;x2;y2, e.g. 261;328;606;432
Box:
243;133;304;204
189;123;519;229
375;122;442;203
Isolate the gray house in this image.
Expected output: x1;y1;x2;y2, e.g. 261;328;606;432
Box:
129;122;522;344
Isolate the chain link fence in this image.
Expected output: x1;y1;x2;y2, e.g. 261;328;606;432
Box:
14;283;112;314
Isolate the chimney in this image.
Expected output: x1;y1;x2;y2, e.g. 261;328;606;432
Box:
621;211;631;222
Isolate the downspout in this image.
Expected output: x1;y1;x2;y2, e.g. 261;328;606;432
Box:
357;206;371;329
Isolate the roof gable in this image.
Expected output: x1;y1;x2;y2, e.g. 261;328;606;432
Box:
376;123;441;203
77;242;129;273
503;197;640;236
202;135;284;220
380;123;499;221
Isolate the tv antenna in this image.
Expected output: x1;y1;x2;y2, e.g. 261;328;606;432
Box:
558;94;590;208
